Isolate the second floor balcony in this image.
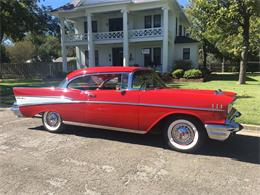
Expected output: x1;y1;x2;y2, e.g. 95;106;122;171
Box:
64;27;164;45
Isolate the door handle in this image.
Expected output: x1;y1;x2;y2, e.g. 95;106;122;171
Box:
87;93;96;98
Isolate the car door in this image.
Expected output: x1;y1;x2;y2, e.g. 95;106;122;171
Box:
84;73;140;131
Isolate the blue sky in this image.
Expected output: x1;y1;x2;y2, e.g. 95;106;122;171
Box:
40;0;188;9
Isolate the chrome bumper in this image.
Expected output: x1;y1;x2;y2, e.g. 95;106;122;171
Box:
11;103;23;117
205;109;243;141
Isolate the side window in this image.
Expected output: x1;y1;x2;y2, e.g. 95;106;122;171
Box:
67;75;103;90
100;74;129;90
132;70;165;90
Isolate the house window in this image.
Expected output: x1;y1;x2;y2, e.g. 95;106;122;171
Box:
153;48;161;65
144;47;161;67
179;25;182;36
184;27;186;36
153;15;161;28
84;21;98;33
144;16;152;28
145;15;161;28
183;48;190;60
109;18;123;31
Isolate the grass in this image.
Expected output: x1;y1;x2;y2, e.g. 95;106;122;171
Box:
167;73;260;125
1;74;260;125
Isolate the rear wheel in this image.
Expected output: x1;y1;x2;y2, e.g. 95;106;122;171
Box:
163;116;206;153
42;112;64;133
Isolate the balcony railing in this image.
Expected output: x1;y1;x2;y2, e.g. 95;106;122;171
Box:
129;27;163;39
64;27;164;43
64;33;88;42
94;31;124;41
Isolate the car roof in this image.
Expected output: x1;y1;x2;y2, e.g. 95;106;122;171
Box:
66;66;150;80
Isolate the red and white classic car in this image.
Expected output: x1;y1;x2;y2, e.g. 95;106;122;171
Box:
12;67;243;152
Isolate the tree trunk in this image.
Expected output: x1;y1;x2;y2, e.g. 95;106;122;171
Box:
238;15;250;84
222;57;225;73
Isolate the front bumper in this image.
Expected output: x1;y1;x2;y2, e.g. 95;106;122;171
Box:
205;109;243;141
11;103;23;117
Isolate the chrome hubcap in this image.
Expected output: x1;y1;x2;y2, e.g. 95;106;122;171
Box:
171;123;195;145
46;112;59;127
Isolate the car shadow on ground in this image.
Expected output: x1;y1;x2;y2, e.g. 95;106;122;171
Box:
30;125;260;165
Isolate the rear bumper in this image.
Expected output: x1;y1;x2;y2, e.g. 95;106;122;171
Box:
11;103;23;117
205;120;243;141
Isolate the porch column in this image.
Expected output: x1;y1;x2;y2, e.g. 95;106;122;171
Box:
122;9;129;67
60;17;68;72
162;6;169;72
87;13;95;67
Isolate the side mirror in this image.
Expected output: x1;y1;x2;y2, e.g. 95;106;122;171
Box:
116;86;126;95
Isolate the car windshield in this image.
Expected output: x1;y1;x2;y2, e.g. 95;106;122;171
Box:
132;70;166;90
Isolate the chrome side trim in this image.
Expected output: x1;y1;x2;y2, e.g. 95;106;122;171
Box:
17;99;225;112
63;121;146;134
16;96;73;100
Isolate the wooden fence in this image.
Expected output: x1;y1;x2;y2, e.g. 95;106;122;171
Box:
0;62;77;79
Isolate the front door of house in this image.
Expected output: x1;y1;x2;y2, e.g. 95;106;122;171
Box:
112;48;123;66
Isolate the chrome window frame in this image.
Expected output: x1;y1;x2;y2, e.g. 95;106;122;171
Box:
62;72;132;91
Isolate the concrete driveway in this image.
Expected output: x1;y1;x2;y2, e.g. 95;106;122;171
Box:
0;108;259;195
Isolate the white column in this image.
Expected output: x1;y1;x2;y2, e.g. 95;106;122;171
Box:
60;17;68;72
122;9;129;67
87;13;95;67
162;7;169;73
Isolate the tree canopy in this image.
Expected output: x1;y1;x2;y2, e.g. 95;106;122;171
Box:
0;0;59;43
186;0;260;84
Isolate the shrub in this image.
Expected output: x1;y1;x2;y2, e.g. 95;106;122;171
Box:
159;72;172;82
172;69;184;79
174;60;192;71
183;69;203;79
199;67;212;77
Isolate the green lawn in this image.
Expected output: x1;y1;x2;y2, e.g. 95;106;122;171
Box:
167;73;260;125
1;74;259;125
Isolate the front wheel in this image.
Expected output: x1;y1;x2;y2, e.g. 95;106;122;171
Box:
163;116;206;153
42;112;64;133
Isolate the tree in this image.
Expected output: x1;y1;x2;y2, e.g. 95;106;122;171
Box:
0;0;59;43
0;44;9;63
186;0;259;84
6;40;36;63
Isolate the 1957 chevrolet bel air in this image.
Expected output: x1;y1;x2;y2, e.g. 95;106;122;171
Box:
12;67;243;152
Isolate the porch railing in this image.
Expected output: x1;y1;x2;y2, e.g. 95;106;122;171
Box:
65;33;88;42
64;27;163;43
94;31;124;41
129;27;163;39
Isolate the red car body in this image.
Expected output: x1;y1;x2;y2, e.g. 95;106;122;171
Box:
12;67;243;152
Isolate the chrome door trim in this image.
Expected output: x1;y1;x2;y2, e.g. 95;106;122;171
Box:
17;98;225;112
63;121;146;134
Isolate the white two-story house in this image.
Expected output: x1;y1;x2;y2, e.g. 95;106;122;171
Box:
52;0;199;72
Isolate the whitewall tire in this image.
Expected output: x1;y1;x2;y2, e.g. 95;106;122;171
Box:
42;112;64;133
163;116;206;153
